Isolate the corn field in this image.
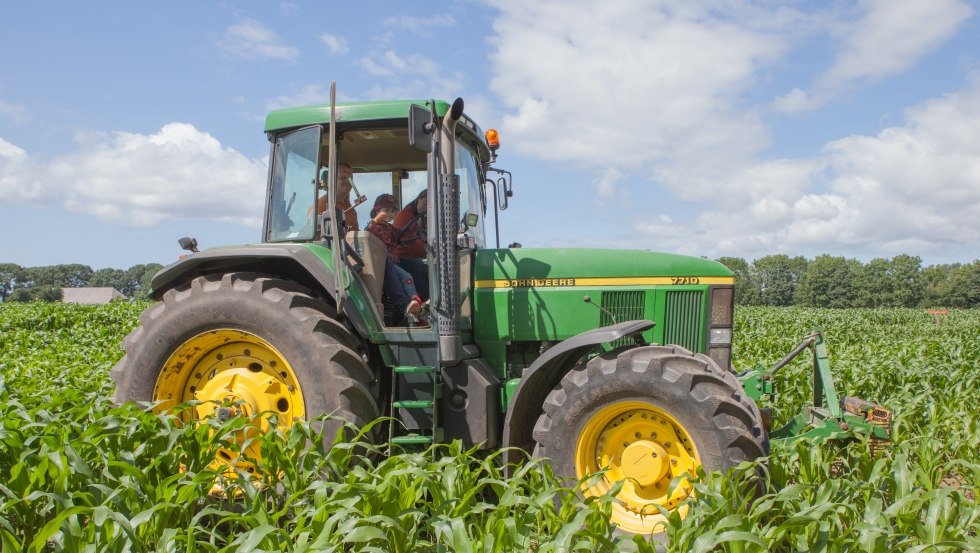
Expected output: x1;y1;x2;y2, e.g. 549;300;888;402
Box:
0;302;977;551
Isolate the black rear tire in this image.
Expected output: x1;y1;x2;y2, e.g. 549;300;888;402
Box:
111;272;379;454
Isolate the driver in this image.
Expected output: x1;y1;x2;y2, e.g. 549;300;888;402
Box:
316;163;359;232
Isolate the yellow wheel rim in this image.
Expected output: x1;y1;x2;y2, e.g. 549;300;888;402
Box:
152;329;306;477
575;401;701;534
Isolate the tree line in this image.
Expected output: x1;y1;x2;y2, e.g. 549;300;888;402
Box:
0;263;163;302
717;254;980;309
2;254;977;308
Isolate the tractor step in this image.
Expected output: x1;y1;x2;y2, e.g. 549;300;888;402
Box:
391;434;434;445
389;365;441;451
392;400;434;409
394;365;436;374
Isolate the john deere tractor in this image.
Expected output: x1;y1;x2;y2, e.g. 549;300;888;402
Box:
112;90;891;534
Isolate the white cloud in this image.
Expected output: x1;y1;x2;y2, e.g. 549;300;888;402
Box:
632;77;980;261
384;14;456;36
266;84;331;111
486;0;978;262
359;50;464;100
319;32;349;56
594;167;623;197
776;0;972;112
0;125;267;228
488;1;782;177
0;99;30;124
218;19;300;61
0;137;46;202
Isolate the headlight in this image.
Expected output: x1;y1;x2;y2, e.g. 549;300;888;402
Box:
710;328;732;344
709;286;734;370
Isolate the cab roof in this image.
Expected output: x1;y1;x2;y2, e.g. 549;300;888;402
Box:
264;99;491;163
265;99;450;132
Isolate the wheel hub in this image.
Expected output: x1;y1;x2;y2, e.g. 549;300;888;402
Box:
619;440;668;486
576;401;701;534
152;329;305;480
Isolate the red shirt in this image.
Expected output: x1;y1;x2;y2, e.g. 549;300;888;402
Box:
366;220;400;263
393;205;426;260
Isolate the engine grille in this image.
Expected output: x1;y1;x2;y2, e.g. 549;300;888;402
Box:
600;291;645;348
664;290;704;352
599;291;645;326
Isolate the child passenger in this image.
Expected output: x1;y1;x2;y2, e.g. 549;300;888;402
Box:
366;194;424;325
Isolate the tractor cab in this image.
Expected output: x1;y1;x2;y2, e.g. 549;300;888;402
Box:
264;122;488;248
262;102;494;332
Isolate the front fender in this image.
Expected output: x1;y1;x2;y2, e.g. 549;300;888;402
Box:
149;244;372;339
502;319;655;466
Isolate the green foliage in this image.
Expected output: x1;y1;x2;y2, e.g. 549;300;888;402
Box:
716;255;978;308
1;263;164;302
744;255;809;307
1;303;977;551
795;255;861;308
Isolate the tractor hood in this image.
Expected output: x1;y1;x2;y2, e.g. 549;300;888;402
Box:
473;248;733;285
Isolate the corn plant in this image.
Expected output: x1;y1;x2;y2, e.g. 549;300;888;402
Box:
1;302;977;551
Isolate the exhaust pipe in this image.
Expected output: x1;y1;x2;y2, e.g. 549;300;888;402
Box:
434;98;465;366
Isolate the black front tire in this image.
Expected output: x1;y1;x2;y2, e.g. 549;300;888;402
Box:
532;345;768;534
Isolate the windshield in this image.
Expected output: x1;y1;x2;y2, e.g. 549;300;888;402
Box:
266;126;320;242
456;141;485;247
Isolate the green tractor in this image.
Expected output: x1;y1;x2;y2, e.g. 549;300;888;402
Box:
112;91;891;534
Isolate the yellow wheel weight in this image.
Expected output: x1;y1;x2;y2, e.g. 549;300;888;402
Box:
152;329;306;476
575;401;701;534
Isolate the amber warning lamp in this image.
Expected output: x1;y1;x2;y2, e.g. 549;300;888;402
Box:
485;128;500;160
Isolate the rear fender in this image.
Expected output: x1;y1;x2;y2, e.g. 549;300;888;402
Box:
501;320;654;466
150;245;373;338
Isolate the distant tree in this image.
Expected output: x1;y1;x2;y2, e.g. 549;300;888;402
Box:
889;254;923;307
716;256;759;305
752;255;808;306
90;267;130;292
126;263;163;299
7;288;33;302
0;263;24;301
26;264;94;289
947;261;980;308
795;255;859;308
855;258;893;308
921;263;959;307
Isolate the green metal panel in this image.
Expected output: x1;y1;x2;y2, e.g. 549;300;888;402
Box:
473;248;734;280
301;243;386;342
663;290;705;352
472;248;730;379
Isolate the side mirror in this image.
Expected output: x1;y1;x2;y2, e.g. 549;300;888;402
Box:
408;103;434;153
178;236;199;253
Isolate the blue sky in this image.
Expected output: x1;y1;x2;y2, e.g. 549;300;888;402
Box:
2;0;978;271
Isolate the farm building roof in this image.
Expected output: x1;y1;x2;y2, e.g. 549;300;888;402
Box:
61;287;127;305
